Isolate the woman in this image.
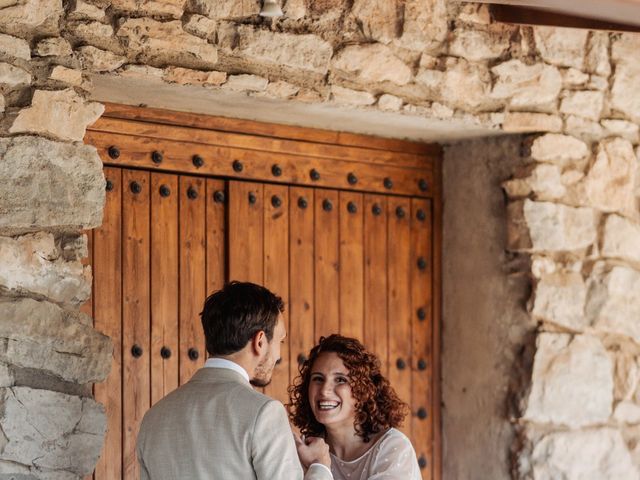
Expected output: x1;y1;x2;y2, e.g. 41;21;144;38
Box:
289;334;421;479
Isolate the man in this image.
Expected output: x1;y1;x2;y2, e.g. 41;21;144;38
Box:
137;281;333;479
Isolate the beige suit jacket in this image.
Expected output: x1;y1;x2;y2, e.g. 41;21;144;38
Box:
137;367;332;480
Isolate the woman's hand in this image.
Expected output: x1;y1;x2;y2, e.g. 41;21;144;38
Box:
294;434;331;470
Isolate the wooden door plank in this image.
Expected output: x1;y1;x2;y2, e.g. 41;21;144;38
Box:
432;160;443;480
363;195;389;378
150;173;179;403
228;181;264;284
263;184;290;403
179;176;207;385
205;179;227;296
314;189;339;340
122;169;150;480
93;167;122;480
387;197;412;437
411;199;433;480
338;191;364;341
288;187;315;386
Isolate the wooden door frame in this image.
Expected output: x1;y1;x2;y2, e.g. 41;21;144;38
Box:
86;103;443;480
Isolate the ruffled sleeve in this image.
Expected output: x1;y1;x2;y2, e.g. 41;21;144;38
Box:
367;429;422;479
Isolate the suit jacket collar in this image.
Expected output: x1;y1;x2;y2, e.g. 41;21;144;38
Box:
189;367;253;388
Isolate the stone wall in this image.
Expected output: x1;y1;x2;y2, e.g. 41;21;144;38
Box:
1;0;640;477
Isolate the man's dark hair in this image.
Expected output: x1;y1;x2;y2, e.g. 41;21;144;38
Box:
200;281;285;356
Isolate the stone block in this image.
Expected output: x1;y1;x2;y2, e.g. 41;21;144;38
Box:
501;112;562;133
448;28;511;62
283;0;305;19
0;62;30;87
76;45;126;72
378;94;403;111
586;31;611;77
187;0;260;19
10;89;103;142
110;0;185;18
586;264;640;343
560;90;604;121
502;164;565;200
163;67;226;86
49;66;84;87
561;67;589;87
396;0;447;53
490;60;562;111
583;138;637;216
0;233;90;306
564;115;605;144
529;428;637;479
0;387;106;475
223;73;267;92
507;200;597;253
529;133;590;166
332;43;410;85
116;18;218;69
0;363;13;388
330;85;375;106
0;136;104;233
523;333;613;428
263;80;299;99
601;119;640;144
34;37;72;57
614;402;640;424
533;26;588;69
0;0;63;38
614;352;640;402
68;0;106;21
66;21;116;52
531;273;587;330
182;14;217;41
612;33;640;66
0;34;30;60
0;298;111;383
611;63;640;124
351;0;400;44
234;26;332;77
602;214;640;264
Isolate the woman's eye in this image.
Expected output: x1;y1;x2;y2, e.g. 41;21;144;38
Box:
311;376;323;382
336;377;347;384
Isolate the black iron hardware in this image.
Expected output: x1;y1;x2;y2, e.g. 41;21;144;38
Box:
105;179;114;191
188;348;199;361
213;191;226;203
310;169;320;181
131;344;143;358
417;209;426;221
396;206;405;219
383;177;393;189
417;408;428;420
297;354;307;365
160;347;172;359
417;307;427;321
418;456;427;469
272;164;282;177
298;197;308;209
248;192;257;205
159;185;171;197
187;186;198;199
232;160;243;172
322;199;333;212
347;173;358;185
130;181;142;194
418;359;427;370
347;201;357;214
192;155;204;168
151;151;163;164
419;179;429;192
271;195;282;208
372;204;382;216
396;358;406;370
108;146;120;159
417;257;427;270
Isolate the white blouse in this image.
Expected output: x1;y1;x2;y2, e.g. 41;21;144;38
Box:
329;428;422;480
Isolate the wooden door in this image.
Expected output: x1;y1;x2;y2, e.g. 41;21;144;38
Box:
85;104;441;480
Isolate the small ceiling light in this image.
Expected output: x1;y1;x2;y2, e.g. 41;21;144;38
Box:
259;0;283;18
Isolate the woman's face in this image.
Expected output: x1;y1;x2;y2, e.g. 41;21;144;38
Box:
308;352;357;431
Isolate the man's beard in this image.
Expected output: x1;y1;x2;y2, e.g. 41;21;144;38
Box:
250;356;273;387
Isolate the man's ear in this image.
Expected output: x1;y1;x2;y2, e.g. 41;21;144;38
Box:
251;330;267;356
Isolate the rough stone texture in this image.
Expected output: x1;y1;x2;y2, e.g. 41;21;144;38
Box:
0;233;90;306
34;37;72;57
502;112;562;133
602;214;640;264
223;73;267;92
332;44;411;85
586;264;640;343
533;26;588;70
116;18;218;69
351;0;399;44
490;60;562;111
110;0;186;18
502;164;566;201
0;298;111;383
523;333;613;428
611;63;640;124
528;428;638;479
10;89;103;142
601;119;640;144
396;0;448;53
68;0;106;21
66;21;118;52
0;33;30;60
234;26;333;77
263;80;299;99
586;32;611;77
182;14;217;41
529;133;590;166
531;273;587;330
449;28;512;62
49;66;84;87
0;387;106;476
186;0;260;19
0;136;105;234
507;200;597;253
560;90;604;121
76;46;126;72
330;85;375;106
0;62;30;87
163;66;226;86
378;93;403;111
0;0;62;38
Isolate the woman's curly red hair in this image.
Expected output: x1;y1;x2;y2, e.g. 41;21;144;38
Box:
288;334;409;442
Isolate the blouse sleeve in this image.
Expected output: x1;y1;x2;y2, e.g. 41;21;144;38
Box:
367;430;422;480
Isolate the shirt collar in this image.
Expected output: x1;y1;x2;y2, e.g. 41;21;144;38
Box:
204;357;250;383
